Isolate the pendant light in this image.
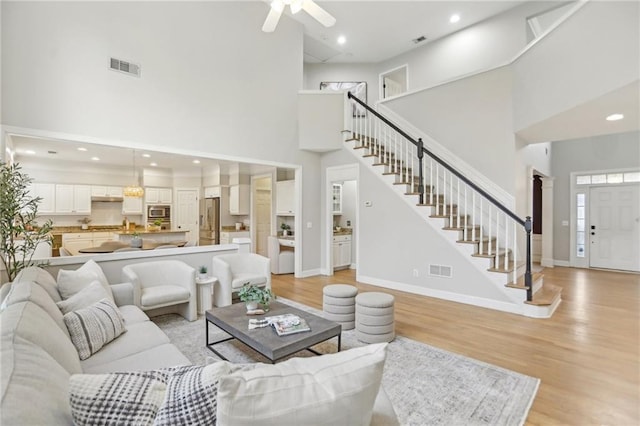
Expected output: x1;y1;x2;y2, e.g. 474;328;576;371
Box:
123;149;144;198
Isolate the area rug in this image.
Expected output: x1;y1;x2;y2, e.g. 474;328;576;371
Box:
152;298;539;426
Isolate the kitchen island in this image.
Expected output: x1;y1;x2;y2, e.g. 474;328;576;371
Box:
114;229;189;245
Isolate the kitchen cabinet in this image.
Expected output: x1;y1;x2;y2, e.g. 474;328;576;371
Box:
220;231;250;244
122;196;143;214
229;184;249;215
145;187;172;204
30;183;56;214
204;186;221;198
62;231;117;255
55;185;91;214
332;183;343;215
276;180;295;216
332;234;352;269
91;186;123;198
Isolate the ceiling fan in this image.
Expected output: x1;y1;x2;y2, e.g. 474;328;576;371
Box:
262;0;336;33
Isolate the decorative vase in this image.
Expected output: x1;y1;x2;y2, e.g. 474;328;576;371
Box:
199;273;208;280
283;230;288;236
245;301;259;311
131;238;142;248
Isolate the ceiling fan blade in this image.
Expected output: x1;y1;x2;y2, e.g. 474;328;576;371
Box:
262;5;283;32
302;0;336;28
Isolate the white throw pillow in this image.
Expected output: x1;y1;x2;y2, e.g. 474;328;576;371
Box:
216;343;387;426
57;260;114;301
63;298;126;360
57;280;110;314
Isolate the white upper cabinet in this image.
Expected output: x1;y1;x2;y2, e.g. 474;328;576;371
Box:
55;184;91;214
122;196;143;214
91;186;123;198
30;183;56;214
332;183;343;215
204;186;221;198
145;187;172;204
229;184;249;215
276;180;295;216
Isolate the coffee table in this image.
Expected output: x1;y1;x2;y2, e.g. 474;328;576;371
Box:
205;301;341;363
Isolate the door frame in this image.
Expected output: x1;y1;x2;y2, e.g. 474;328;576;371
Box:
379;64;408;101
174;187;200;245
250;173;274;257
324;164;359;275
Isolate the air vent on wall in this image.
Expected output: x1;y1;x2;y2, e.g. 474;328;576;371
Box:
109;57;140;77
429;264;452;278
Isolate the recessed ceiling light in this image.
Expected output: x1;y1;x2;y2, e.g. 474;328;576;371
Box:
606;113;624;121
77;147;87;152
193;159;201;164
450;14;460;23
337;35;346;45
150;162;158;167
91;157;100;161
25;150;36;155
142;153;151;158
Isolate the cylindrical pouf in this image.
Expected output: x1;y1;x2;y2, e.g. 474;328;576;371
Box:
355;292;395;343
323;284;357;330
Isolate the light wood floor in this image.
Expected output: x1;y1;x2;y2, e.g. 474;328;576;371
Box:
271;266;639;425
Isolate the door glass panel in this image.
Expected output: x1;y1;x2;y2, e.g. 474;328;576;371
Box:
591;174;606;184
607;173;623;184
576;175;591;185
624;172;640;182
577;206;585;219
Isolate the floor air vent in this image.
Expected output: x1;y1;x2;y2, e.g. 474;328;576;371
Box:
429;264;452;278
109;57;140;77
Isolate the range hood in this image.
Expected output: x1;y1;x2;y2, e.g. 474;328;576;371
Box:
91;196;124;202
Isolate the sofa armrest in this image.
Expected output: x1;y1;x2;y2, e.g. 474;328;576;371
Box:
110;282;134;306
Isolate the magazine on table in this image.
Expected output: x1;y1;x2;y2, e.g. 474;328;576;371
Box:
265;313;311;336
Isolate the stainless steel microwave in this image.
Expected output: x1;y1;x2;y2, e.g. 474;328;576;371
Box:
147;205;171;220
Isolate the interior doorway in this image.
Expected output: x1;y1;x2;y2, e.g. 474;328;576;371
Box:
175;188;199;245
379;65;408;100
252;175;272;257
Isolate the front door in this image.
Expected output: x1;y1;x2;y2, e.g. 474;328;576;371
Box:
176;189;199;245
589;184;640;272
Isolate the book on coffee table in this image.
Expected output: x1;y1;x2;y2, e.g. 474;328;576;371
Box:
267;314;311;336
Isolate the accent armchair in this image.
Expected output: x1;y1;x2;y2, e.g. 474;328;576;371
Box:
268;236;294;274
122;260;197;321
212;253;271;307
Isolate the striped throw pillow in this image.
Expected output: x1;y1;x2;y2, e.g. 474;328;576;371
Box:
63;298;126;360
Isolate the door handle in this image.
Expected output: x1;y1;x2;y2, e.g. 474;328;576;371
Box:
591;232;595;235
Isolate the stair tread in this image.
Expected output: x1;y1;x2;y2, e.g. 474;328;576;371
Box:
457;236;496;244
524;284;562;306
472;248;510;258
505;272;544;289
487;261;525;274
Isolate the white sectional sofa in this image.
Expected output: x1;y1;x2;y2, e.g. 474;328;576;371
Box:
0;265;398;425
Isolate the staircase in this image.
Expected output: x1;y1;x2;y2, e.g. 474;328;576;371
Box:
344;93;561;318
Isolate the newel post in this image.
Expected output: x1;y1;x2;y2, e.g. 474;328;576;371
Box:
417;138;425;205
524;216;533;301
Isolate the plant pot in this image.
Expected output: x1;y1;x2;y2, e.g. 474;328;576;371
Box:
245;301;259;311
81;224;88;230
282;230;288;236
130;238;142;248
199;273;208;280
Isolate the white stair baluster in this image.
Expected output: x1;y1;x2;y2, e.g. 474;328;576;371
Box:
488;205;493;256
512;221;517;284
471;191;476;243
504;214;509;271
479;198;484;254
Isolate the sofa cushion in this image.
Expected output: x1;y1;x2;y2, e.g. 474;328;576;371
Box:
141;285;190;308
154;362;232;426
14;266;61;302
119;304;151;324
58;260;114;301
231;274;267;289
2;301;82;374
69;370;168;426
82;343;191;374
216;343;387;426
57;280;110;314
1;279;70;337
64;298;127;360
80;321;171;370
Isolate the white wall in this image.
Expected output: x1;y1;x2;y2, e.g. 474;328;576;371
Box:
551;131;640;262
2;1;325;275
340;180;357;263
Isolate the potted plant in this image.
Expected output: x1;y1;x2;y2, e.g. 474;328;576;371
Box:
238;283;275;311
151;219;163;231
198;265;208;279
78;217;91;230
280;222;290;237
0;162;53;283
130;232;142;248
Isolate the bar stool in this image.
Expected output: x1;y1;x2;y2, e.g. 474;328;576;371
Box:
322;284;358;330
355;292;395;343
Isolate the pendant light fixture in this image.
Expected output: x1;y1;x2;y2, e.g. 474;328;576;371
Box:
123;149;144;198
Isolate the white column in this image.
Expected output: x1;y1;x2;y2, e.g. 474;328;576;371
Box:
541;177;555;268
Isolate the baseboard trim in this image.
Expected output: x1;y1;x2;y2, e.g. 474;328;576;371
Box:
298;268;321;278
540;257;555;268
356;274;523;316
554;260;570;267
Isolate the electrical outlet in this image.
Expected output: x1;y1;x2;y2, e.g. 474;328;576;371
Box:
413;269;419;277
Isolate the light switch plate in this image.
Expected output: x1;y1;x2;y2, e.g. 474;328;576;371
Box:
561;220;569;226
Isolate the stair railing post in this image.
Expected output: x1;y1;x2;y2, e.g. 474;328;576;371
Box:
525;216;533;302
417;138;425;205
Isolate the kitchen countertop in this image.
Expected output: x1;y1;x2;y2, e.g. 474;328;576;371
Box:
115;230;189;235
333;229;353;235
50;226;142;235
221;226;250;232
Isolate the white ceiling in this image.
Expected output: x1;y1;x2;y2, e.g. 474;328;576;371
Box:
287;1;528;63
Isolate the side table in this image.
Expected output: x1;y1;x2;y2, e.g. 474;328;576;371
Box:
195;276;217;315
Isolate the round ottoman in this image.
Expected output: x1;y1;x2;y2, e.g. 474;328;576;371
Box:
323;284;358;330
355;292;395;343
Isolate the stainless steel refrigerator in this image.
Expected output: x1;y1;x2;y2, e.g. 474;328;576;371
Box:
199;197;220;245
